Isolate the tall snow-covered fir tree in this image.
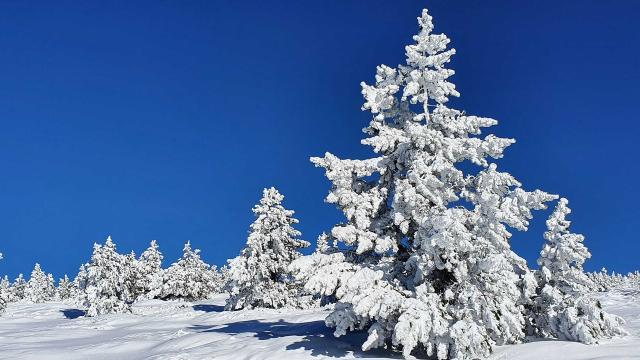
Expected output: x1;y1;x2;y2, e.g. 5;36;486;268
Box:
25;263;54;303
531;198;625;342
160;241;217;301
135;240;164;300
80;236;134;316
226;187;310;310
292;8;564;359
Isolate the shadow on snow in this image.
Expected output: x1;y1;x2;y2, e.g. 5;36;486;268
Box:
192;304;225;313
60;309;86;319
190;319;400;358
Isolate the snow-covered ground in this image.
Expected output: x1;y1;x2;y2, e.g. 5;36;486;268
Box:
0;291;638;360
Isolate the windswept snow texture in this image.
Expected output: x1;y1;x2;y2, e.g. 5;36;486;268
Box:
0;292;638;360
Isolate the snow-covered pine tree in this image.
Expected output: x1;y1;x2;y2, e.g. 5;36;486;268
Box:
122;250;139;302
72;264;88;303
0;276;10;296
209;265;225;294
0;255;4;314
135;240;164;300
532;198;625;343
218;265;231;293
25;263;53;303
0;293;5;315
9;274;26;302
57;275;74;301
538;198;593;294
295;8;559;359
226;187;310;310
46;273;57;300
160;241;215;301
314;232;332;254
0;275;9;314
80;236;133;316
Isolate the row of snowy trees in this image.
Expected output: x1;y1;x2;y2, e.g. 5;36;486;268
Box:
588;269;640;292
0;188;309;317
77;237;227;316
0;186;311;317
0;238;227;317
0;263;61;312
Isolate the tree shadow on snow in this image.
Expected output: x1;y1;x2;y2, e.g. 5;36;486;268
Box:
192;304;225;313
61;309;86;319
190;319;400;358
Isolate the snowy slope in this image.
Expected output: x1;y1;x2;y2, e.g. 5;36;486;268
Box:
0;292;638;360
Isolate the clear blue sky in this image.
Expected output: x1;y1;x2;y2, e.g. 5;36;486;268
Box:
1;0;638;280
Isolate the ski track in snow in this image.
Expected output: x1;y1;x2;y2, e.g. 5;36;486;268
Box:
0;292;638;360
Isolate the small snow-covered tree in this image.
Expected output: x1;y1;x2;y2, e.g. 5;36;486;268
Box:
160;241;215;301
10;274;26;302
314;232;333;254
57;275;75;301
226;187;310;310
218;265;231;293
0;275;9;314
209;265;225;294
0;255;4;314
532;198;625;343
294;8;560;359
0;276;10;295
72;264;88;303
538;198;592;294
80;236;134;316
46;273;57;300
135;240;164;300
25;263;54;303
122;250;139;302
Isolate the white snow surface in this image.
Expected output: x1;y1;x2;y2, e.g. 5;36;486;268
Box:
0;291;638;360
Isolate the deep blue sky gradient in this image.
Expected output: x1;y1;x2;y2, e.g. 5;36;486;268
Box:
1;0;639;280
